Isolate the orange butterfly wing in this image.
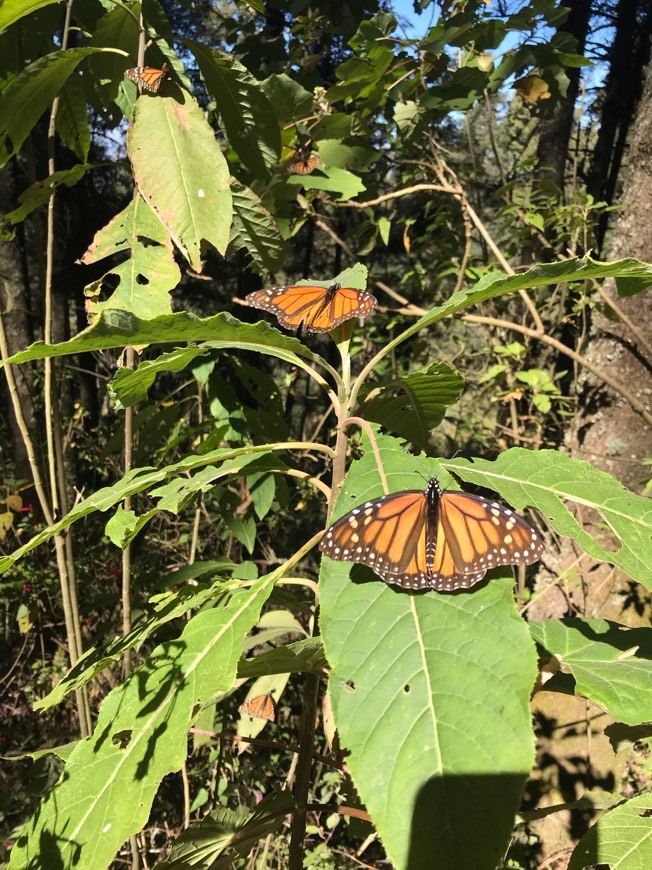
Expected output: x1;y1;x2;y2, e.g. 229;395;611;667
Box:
438;491;544;578
289;154;320;174
239;693;275;721
124;64;169;93
321;479;543;593
320;489;432;589
246;284;377;334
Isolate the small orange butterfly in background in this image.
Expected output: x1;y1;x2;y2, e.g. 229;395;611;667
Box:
246;282;377;334
239;692;276;722
124;63;169;94
288;138;320;175
320;477;544;593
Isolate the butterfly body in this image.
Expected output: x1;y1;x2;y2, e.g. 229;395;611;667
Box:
124;64;169;93
246;282;377;334
320;477;543;593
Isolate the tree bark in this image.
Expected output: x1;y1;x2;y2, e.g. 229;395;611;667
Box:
536;0;593;194
531;60;652;623
0;162;38;482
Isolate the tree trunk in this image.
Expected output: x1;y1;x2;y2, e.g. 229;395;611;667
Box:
0;162;38;482
530;60;652;624
536;0;593;194
587;0;652;247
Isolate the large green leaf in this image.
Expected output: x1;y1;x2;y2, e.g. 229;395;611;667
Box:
445;449;652;590
530;619;652;725
260;73;312;124
37;576;236;710
127;87;232;267
360;362;464;451
81;196;179;318
568;793;652;870
9;571;279;869
56;73;90;161
0;0;59;34
0;446;301;576
286;164;366;201
1;310;330;375
230;179;285;274
237;637;327;677
88;4;140;110
158;787;294;869
187;41;280;177
320;438;537;870
0;47;102;164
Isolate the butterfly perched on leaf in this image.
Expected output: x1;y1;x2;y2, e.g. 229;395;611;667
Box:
246;282;377;334
320;477;543;592
287;138;320;175
513;74;551;105
124;63;169;94
239;693;275;722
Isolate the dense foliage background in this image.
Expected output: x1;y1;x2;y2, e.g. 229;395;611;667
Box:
0;0;651;868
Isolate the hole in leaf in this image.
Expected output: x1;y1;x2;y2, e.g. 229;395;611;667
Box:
345;680;355;693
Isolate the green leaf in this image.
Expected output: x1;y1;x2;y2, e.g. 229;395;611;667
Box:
247;471;276;520
127;88;232;267
383;257;652;362
0;446;289;576
1;741;78;763
568;793;652;870
378;215;391;245
0;47;102;165
158;787;294;869
230;179;285;274
187;41;280;176
0;164;94;238
320;438;537;870
0;0;60;34
237;637;327;678
237;672;289;740
261;73;312;124
530;619;652;725
81;196;179;319
446;449;652;590
56;74;90;161
360;362;464;451
98;316;330;409
87;4;140;111
286;164;366;201
36;578;236;710
2;310;334;422
9;571;278;868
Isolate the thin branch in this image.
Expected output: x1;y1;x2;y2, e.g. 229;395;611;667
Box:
463;313;652;426
314;218;355;259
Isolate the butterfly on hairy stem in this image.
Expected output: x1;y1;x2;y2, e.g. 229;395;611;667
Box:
124;63;169;94
245;282;377;334
238;693;276;722
320;477;544;593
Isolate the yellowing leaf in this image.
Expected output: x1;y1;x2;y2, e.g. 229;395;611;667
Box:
514;75;551;105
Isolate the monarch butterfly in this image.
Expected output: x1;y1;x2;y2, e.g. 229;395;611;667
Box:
124;63;169;94
289;153;320;174
238;693;275;722
246;282;377;334
288;138;320;174
320;477;544;593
